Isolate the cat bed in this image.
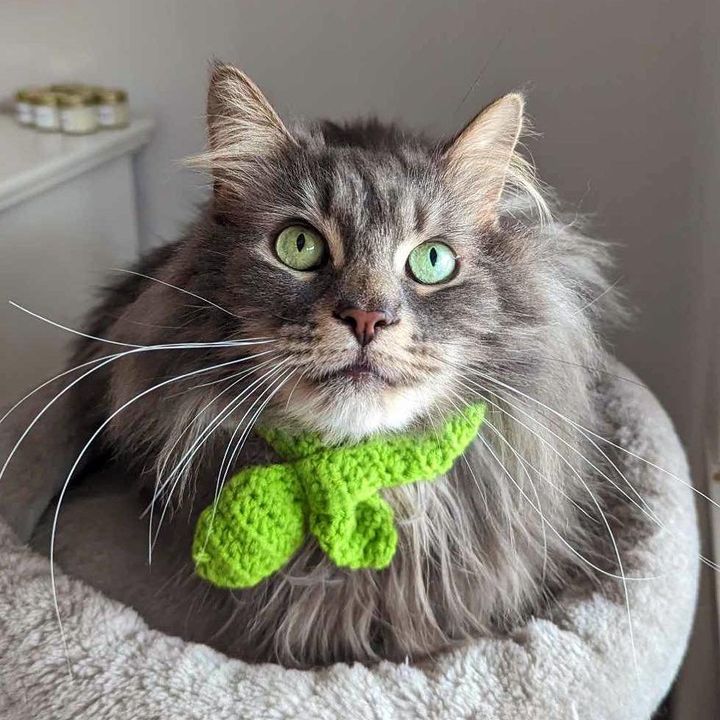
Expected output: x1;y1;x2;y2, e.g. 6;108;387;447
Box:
0;366;699;720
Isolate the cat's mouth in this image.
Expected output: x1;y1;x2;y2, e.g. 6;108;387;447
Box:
315;359;397;387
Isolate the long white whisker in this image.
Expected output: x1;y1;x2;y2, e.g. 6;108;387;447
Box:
467;368;720;576
434;352;664;527
151;354;282;492
212;363;293;501
478;413;550;579
284;368;308;411
200;366;297;553
149;359;289;513
48;352;270;666
148;360;292;557
0;352;122;429
464;374;720;579
110;268;243;321
470;428;628;580
467;365;716;515
477;368;660;524
445;391;538;583
476;426;638;676
220;366;296;491
8;300;273;349
453;382;642;674
458;373;662;528
570;278;621;317
0;345;273;488
453;378;660;582
482;416;598;523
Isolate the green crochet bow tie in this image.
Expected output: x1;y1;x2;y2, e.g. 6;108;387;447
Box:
192;403;485;589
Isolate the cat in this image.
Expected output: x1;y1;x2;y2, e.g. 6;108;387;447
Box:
5;63;632;668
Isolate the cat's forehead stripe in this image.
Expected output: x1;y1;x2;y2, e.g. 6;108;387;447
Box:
311;153;425;259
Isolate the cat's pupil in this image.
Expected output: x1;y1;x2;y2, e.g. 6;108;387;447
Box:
429;247;438;266
296;233;306;252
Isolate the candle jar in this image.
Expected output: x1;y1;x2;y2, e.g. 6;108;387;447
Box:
96;89;130;129
32;92;62;132
14;89;37;126
59;92;99;135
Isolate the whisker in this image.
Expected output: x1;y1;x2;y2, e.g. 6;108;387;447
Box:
570;278;621;317
200;366;297;553
476;411;551;579
482;416;599;523
8;300;274;349
211;363;293;500
482;412;638;678
150;359;293;549
110;267;244;321
162;351;281;398
284;368;308;411
149;358;291;518
470;429;631;580
460;367;720;578
149;353;282;513
0;351;123;429
0;345;272;489
48;352;273;667
451;379;660;581
456;371;662;528
467;364;659;520
465;365;720;575
444;391;538;584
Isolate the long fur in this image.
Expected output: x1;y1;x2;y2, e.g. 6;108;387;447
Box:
64;65;630;667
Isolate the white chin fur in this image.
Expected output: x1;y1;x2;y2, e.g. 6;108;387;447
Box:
282;381;437;444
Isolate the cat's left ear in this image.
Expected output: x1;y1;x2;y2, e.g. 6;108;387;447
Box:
443;93;524;225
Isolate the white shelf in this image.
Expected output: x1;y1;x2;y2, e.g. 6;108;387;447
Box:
0;115;154;213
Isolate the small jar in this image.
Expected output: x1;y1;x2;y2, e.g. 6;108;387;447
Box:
32;91;62;132
58;92;99;135
96;89;130;129
14;89;37;126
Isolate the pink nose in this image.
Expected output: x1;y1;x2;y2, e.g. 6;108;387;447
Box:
335;307;395;346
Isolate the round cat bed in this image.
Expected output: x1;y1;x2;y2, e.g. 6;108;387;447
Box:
0;367;699;720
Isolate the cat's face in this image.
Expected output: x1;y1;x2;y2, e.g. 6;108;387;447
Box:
197;66;537;441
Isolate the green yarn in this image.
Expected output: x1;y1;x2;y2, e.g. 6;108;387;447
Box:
192;403;485;589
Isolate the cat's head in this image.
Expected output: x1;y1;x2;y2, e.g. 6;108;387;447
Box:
185;64;600;443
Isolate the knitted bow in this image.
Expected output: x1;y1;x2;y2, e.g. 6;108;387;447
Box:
192;403;485;589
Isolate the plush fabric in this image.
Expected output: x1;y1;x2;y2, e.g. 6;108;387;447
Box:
193;403;485;588
0;366;699;720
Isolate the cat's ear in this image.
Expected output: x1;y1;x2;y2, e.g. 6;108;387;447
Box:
444;93;524;225
205;62;295;159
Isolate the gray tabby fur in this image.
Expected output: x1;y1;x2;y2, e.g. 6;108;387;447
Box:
11;64;634;668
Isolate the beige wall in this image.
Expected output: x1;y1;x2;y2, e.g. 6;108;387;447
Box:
1;1;716;713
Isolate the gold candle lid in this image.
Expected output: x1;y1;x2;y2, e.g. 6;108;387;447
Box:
57;91;98;107
15;88;41;102
31;90;61;106
96;88;128;104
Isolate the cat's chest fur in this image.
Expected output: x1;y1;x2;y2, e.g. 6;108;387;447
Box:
33;432;550;668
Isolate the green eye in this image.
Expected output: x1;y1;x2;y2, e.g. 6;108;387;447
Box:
407;241;457;285
275;225;327;271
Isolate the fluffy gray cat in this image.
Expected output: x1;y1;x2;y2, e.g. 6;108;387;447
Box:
4;64;635;669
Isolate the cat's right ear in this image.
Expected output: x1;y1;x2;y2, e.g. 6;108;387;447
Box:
194;64;296;214
443;93;525;226
206;63;294;157
188;62;294;195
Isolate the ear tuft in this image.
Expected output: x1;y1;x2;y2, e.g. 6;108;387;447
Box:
205;62;294;157
444;92;526;224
